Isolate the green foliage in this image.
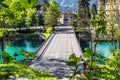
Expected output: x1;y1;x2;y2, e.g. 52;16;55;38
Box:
0;51;58;79
21;49;35;60
46;27;53;34
0;63;58;79
67;53;83;80
76;1;120;80
73;12;78;27
67;54;81;66
2;51;13;63
42;32;50;38
91;4;97;16
83;45;120;80
77;0;91;28
42;27;53;38
30;14;39;26
83;47;108;79
0;63;20;79
32;77;58;80
44;0;60;27
0;28;9;37
91;12;107;54
84;47;107;65
1;0;25;27
102;49;120;80
38;14;44;26
1;49;35;64
25;9;36;25
0;0;37;28
91;12;107;35
19;0;38;9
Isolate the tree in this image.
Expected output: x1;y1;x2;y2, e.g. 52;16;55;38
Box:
91;12;107;53
73;12;78;27
30;14;38;26
0;0;38;29
77;0;91;29
77;0;91;43
91;4;97;17
90;4;97;50
38;14;44;26
0;0;38;51
41;0;48;14
44;0;60;27
106;1;118;56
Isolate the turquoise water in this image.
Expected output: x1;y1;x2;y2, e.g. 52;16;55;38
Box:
80;41;118;58
0;40;43;61
1;40;118;61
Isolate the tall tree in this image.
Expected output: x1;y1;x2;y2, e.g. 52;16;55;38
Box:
38;14;44;26
39;0;48;26
91;4;97;17
41;0;48;14
44;0;60;27
90;4;97;50
77;0;91;44
77;0;91;29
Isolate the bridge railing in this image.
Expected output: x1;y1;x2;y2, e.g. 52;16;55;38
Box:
35;31;55;60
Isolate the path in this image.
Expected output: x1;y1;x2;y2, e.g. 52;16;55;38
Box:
29;26;83;79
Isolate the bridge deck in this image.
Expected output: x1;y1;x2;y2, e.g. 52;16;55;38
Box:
29;26;83;79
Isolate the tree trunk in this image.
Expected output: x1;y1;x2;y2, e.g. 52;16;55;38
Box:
1;37;5;51
111;26;115;56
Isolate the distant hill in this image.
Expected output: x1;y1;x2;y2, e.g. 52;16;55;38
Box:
39;0;98;12
55;0;79;12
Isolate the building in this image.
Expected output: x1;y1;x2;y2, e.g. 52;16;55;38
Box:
98;0;119;12
98;0;120;27
59;11;74;26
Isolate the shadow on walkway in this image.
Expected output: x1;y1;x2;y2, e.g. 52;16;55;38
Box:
29;58;84;79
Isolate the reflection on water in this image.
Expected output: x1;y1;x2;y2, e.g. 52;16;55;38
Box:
0;39;43;61
80;41;118;58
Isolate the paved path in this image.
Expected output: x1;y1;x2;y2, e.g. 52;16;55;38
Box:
29;26;83;79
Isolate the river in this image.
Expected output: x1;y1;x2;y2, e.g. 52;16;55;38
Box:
80;41;118;58
0;34;44;61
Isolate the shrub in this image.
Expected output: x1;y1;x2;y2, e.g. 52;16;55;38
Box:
46;27;53;34
2;52;13;63
34;77;58;80
0;63;59;79
42;33;51;38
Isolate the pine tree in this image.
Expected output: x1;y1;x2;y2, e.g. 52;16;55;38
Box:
44;0;60;27
77;0;91;29
91;4;97;16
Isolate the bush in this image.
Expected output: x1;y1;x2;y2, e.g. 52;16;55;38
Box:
35;77;58;80
42;33;51;38
0;63;59;79
2;52;13;63
46;27;53;34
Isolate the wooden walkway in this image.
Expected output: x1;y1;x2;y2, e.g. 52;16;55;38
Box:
29;26;83;79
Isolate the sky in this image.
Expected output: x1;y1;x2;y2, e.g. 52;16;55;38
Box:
90;0;98;7
39;0;98;11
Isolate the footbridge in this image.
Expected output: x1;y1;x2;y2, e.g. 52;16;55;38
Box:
29;26;83;79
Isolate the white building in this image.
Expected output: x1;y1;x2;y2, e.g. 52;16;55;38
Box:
59;11;74;26
98;0;120;27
